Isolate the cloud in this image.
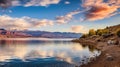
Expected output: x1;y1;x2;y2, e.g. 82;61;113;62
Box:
0;0;61;8
56;10;81;24
71;25;84;33
24;0;60;7
82;0;120;21
0;0;12;8
0;15;54;30
0;0;120;22
11;0;21;6
65;1;70;4
0;0;21;8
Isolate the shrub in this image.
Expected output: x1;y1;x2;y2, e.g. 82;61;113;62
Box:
96;29;103;36
96;29;109;36
102;29;109;34
88;29;96;36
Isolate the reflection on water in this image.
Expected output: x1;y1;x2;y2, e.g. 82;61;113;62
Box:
0;38;101;67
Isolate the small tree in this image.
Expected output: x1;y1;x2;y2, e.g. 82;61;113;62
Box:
96;29;103;36
88;29;96;36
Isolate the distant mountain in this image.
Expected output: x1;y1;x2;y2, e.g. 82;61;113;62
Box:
18;31;82;38
0;29;82;38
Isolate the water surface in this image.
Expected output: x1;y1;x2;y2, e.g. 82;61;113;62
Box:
0;38;101;67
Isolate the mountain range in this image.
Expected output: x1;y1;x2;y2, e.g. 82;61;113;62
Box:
0;29;82;38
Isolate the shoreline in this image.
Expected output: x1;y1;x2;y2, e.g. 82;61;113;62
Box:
72;38;120;67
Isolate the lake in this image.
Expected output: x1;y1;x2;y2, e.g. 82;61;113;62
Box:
0;38;101;67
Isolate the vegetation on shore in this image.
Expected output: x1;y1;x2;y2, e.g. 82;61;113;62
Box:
81;24;120;38
72;24;120;43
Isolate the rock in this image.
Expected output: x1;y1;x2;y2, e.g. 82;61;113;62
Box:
106;55;114;61
89;57;96;62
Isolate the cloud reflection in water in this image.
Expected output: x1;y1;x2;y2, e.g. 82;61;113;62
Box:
0;38;100;66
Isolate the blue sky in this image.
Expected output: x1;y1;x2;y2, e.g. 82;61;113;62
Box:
0;0;120;33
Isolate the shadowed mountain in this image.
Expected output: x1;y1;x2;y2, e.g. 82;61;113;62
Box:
18;31;82;38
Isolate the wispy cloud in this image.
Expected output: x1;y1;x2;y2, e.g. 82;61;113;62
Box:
0;0;61;8
65;1;70;4
0;15;54;30
24;0;60;7
56;10;81;24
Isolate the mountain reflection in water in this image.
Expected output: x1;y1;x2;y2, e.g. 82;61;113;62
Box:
0;38;101;67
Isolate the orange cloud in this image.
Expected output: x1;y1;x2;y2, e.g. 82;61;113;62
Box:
71;25;84;33
82;0;120;21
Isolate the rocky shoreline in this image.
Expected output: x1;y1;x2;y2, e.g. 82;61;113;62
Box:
72;37;120;67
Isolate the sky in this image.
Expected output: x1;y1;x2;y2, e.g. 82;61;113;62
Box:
0;0;120;33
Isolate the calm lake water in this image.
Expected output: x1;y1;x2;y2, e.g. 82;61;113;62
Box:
0;38;101;67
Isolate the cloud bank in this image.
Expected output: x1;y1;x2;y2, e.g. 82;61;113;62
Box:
0;15;54;30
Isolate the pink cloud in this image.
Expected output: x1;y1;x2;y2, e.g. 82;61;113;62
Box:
82;0;120;21
71;25;84;33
